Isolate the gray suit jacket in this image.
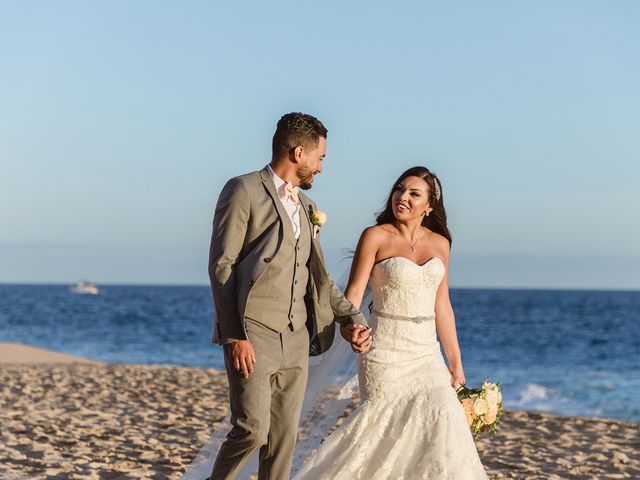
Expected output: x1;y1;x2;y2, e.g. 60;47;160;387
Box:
209;167;368;355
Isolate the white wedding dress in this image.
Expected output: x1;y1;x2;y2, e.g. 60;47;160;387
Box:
292;256;488;479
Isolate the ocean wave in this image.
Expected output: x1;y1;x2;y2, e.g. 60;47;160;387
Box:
512;383;549;403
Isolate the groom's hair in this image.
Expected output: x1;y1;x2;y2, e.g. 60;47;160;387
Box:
272;112;328;158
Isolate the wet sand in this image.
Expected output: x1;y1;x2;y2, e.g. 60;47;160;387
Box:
0;344;638;479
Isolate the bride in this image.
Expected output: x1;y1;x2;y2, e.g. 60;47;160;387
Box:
292;166;488;479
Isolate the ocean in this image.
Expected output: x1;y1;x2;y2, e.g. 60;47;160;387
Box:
1;284;638;422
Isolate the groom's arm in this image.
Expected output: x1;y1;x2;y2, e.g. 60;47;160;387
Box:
328;278;369;328
305;197;370;352
310;221;369;328
328;273;372;353
209;177;249;342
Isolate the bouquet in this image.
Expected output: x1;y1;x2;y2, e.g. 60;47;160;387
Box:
457;380;503;436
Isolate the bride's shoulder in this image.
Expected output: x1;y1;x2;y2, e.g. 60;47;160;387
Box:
361;224;394;239
357;225;392;250
422;228;450;258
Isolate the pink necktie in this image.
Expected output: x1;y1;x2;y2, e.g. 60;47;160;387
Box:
283;181;299;204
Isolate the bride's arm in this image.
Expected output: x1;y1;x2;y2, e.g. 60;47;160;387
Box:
339;227;379;351
434;241;466;389
345;227;379;310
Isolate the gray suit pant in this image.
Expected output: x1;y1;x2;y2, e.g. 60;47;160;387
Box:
211;319;309;480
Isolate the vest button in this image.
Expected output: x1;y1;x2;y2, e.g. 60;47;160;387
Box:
263;257;271;263
294;280;298;285
296;262;300;267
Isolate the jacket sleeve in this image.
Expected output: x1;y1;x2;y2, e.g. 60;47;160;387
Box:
328;276;369;327
308;200;368;328
209;177;250;342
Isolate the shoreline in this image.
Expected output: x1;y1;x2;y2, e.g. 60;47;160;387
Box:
1;344;638;479
0;343;103;365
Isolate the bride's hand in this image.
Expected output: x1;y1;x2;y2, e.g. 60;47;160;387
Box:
449;365;466;391
340;324;372;353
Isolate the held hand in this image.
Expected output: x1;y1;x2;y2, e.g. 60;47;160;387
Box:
340;324;372;354
353;328;372;353
449;365;466;391
224;340;256;379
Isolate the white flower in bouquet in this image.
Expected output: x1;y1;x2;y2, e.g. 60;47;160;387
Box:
473;398;489;416
484;382;502;404
483;388;500;408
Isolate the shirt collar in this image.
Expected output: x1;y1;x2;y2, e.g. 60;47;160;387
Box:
267;164;298;201
266;164;286;190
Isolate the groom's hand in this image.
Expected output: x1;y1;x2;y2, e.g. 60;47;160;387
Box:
340;324;372;354
224;340;256;378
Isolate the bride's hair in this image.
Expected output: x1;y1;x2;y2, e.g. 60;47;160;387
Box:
375;166;452;245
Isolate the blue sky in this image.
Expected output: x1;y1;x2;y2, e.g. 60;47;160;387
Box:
1;1;638;289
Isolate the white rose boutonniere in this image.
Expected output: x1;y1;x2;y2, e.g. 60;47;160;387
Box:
309;206;327;239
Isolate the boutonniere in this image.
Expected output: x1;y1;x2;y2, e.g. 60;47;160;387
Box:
308;206;327;239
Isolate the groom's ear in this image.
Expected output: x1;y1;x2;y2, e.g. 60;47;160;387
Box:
291;145;304;163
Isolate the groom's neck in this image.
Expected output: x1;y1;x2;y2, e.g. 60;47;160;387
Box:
270;158;299;186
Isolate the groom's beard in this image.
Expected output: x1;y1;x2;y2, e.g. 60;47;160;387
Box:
297;165;315;190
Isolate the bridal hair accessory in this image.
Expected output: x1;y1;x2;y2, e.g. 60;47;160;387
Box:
309;206;327;238
432;176;441;201
457;380;503;437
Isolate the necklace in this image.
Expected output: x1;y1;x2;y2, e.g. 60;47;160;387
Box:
395;226;420;252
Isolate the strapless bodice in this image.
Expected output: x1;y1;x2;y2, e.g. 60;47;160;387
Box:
370;256;445;319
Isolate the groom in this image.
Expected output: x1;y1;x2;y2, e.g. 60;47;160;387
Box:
208;112;371;480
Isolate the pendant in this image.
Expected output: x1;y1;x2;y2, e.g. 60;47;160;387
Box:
410;246;416;252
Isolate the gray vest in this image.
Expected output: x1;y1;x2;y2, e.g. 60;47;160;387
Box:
243;209;311;332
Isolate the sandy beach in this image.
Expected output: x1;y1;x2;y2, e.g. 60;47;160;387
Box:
1;343;638;480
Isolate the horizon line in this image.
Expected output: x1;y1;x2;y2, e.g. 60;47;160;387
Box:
0;281;638;294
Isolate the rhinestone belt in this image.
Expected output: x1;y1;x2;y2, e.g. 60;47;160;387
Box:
372;309;435;323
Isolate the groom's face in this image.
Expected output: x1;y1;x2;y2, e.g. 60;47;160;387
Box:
296;136;326;190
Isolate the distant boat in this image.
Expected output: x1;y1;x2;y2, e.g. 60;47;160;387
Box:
71;281;99;295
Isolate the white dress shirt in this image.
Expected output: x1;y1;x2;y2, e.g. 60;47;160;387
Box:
267;164;301;239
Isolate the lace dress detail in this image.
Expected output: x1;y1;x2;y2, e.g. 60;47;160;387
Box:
292;256;488;479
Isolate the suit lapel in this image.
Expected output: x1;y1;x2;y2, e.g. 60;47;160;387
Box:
298;194;315;240
259;167;294;234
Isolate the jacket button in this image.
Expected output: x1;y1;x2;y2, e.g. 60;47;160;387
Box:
249;280;255;286
264;257;271;263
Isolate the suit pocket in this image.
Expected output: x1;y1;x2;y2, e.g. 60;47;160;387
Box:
251;264;277;299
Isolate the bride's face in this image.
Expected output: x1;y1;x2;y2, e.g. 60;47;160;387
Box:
392;176;433;221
